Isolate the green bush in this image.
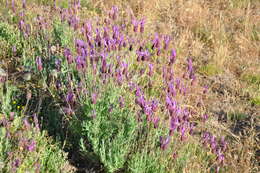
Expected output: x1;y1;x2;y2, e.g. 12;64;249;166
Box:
0;22;24;59
78;80;137;172
52;20;74;48
0;84;72;173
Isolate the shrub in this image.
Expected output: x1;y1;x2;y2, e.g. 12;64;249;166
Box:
0;2;229;173
0;84;72;173
79;81;137;172
0;22;24;59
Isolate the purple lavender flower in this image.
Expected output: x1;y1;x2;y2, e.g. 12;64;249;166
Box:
0;76;6;83
168;82;176;97
135;96;146;109
112;25;120;41
101;58;107;74
128;82;136;92
140;18;145;33
91;93;97;104
169;117;179;135
53;0;56;8
76;0;81;8
148;64;153;76
9;112;15;121
75;56;86;71
220;136;227;151
18;20;25;32
203;85;209;94
62;107;74;115
203;114;209;122
162;67;167;80
153;116;160;128
210;136;217;152
22;0;26;9
180;84;187;96
108;64;113;74
216;148;225;164
103;27;109;39
137;49;150;61
172;152;178;160
144;104;153;121
163;35;171;50
119;96;125;108
33;113;40;130
64;48;73;64
5;131;11;138
111;6;118;20
152;33;160;49
189;123;195;135
190;72;196;83
95;29;102;47
85;21;92;34
11;0;16;13
23;117;31;129
180;125;187;141
108;105;114;113
36;56;43;71
132;19;139;32
139;68;145;76
135;87;142;97
55;59;61;71
116;69;123;85
175;78;181;90
27;140;36;152
19;11;25;18
66;91;75;104
13;159;20;168
187;58;193;73
12;45;16;54
60;9;66;22
201;132;211;146
56;80;62;90
168;68;174;81
182;108;190;120
71;16;80;30
151;100;158;112
122;62;128;75
160;136;171;150
76;39;84;48
92;63;97;75
169;49;176;65
0;118;8;127
166;95;173;109
118;35;125;50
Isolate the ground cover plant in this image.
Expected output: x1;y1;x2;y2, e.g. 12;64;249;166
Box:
0;0;259;173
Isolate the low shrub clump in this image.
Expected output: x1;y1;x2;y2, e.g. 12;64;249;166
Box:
0;1;235;172
0;85;72;172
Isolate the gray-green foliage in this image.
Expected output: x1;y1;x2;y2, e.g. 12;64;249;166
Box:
79;82;137;173
0;22;24;58
127;148;166;173
0;84;72;173
52;19;74;48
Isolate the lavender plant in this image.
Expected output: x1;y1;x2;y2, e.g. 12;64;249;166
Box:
0;84;72;173
0;2;229;173
0;22;24;59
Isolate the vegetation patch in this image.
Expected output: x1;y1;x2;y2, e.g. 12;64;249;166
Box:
198;64;222;76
